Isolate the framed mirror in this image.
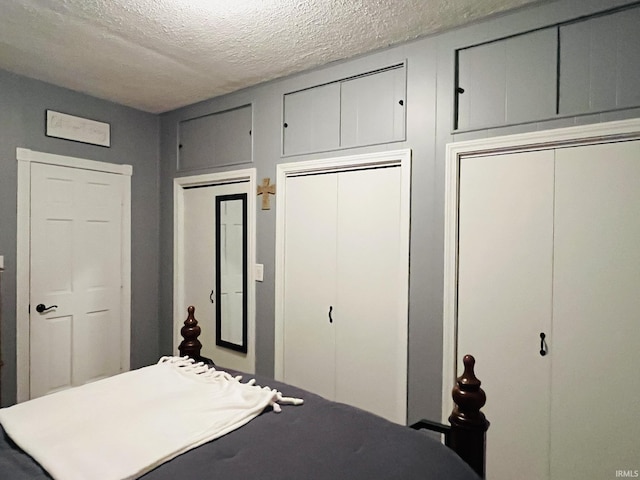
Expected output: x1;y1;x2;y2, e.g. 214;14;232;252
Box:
215;193;248;353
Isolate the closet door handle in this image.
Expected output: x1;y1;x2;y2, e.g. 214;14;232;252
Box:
539;332;547;356
328;306;333;323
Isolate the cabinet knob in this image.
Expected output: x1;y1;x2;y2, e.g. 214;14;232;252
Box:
283;122;288;128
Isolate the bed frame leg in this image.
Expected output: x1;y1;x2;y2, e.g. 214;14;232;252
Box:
178;306;214;366
448;354;489;478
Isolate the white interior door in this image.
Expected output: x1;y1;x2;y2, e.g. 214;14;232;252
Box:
550;140;640;479
182;181;253;372
457;150;555;480
30;162;125;398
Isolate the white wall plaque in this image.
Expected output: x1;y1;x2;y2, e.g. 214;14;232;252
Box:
46;110;111;147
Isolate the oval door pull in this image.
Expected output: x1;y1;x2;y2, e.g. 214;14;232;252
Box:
35;304;58;313
328;306;333;323
539;332;547;356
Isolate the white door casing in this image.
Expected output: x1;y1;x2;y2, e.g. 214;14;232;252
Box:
275;149;411;424
173;170;256;373
16;148;131;403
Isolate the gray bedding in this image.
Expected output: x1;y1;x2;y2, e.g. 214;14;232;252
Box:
0;371;479;480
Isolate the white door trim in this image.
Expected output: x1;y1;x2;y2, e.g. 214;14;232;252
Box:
173;169;257;370
442;118;640;422
16;147;132;403
274;149;412;380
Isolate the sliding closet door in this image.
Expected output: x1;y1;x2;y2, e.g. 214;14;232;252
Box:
457;150;554;480
335;166;405;423
550;140;640;479
282;173;338;401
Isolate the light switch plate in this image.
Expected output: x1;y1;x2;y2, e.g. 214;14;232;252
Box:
255;264;264;282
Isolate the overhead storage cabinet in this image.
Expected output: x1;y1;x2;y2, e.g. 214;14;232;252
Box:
178;105;252;170
283;64;406;155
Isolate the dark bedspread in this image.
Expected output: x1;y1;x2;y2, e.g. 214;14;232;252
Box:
0;371;479;480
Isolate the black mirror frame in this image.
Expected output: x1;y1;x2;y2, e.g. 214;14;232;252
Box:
214;193;248;353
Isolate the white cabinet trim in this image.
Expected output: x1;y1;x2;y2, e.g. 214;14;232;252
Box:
442;118;640;422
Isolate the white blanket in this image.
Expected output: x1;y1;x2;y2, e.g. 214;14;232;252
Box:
0;357;302;480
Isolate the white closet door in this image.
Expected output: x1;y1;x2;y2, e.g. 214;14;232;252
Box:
457;150;555;480
282;173;338;400
335;166;406;424
282;165;408;424
551;140;640;479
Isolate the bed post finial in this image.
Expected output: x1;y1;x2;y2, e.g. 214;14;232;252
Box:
448;354;490;478
178;306;202;360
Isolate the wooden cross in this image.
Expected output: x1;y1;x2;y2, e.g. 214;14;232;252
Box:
257;177;276;210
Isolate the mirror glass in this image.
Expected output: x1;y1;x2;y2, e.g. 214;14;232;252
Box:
215;193;247;353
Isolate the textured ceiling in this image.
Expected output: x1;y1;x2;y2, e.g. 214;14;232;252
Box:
0;0;550;113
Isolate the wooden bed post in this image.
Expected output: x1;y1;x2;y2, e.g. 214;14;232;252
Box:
410;354;489;478
178;306;214;365
448;354;489;478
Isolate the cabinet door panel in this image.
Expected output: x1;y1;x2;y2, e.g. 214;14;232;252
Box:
283;84;340;155
457;150;554;480
334;166;406;424
551;140;640;479
559;6;640;115
457;28;557;130
282;174;337;400
340;67;406;147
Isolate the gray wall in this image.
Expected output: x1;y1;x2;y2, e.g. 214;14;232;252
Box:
0;69;160;406
158;0;640;424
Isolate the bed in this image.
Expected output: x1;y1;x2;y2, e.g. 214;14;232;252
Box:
0;306;489;480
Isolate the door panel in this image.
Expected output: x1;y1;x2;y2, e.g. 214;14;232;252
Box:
457;150;555;480
282;173;338;400
340;67;406;147
30;163;124;398
335;166;406;424
551;140;640;479
283;84;341;155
